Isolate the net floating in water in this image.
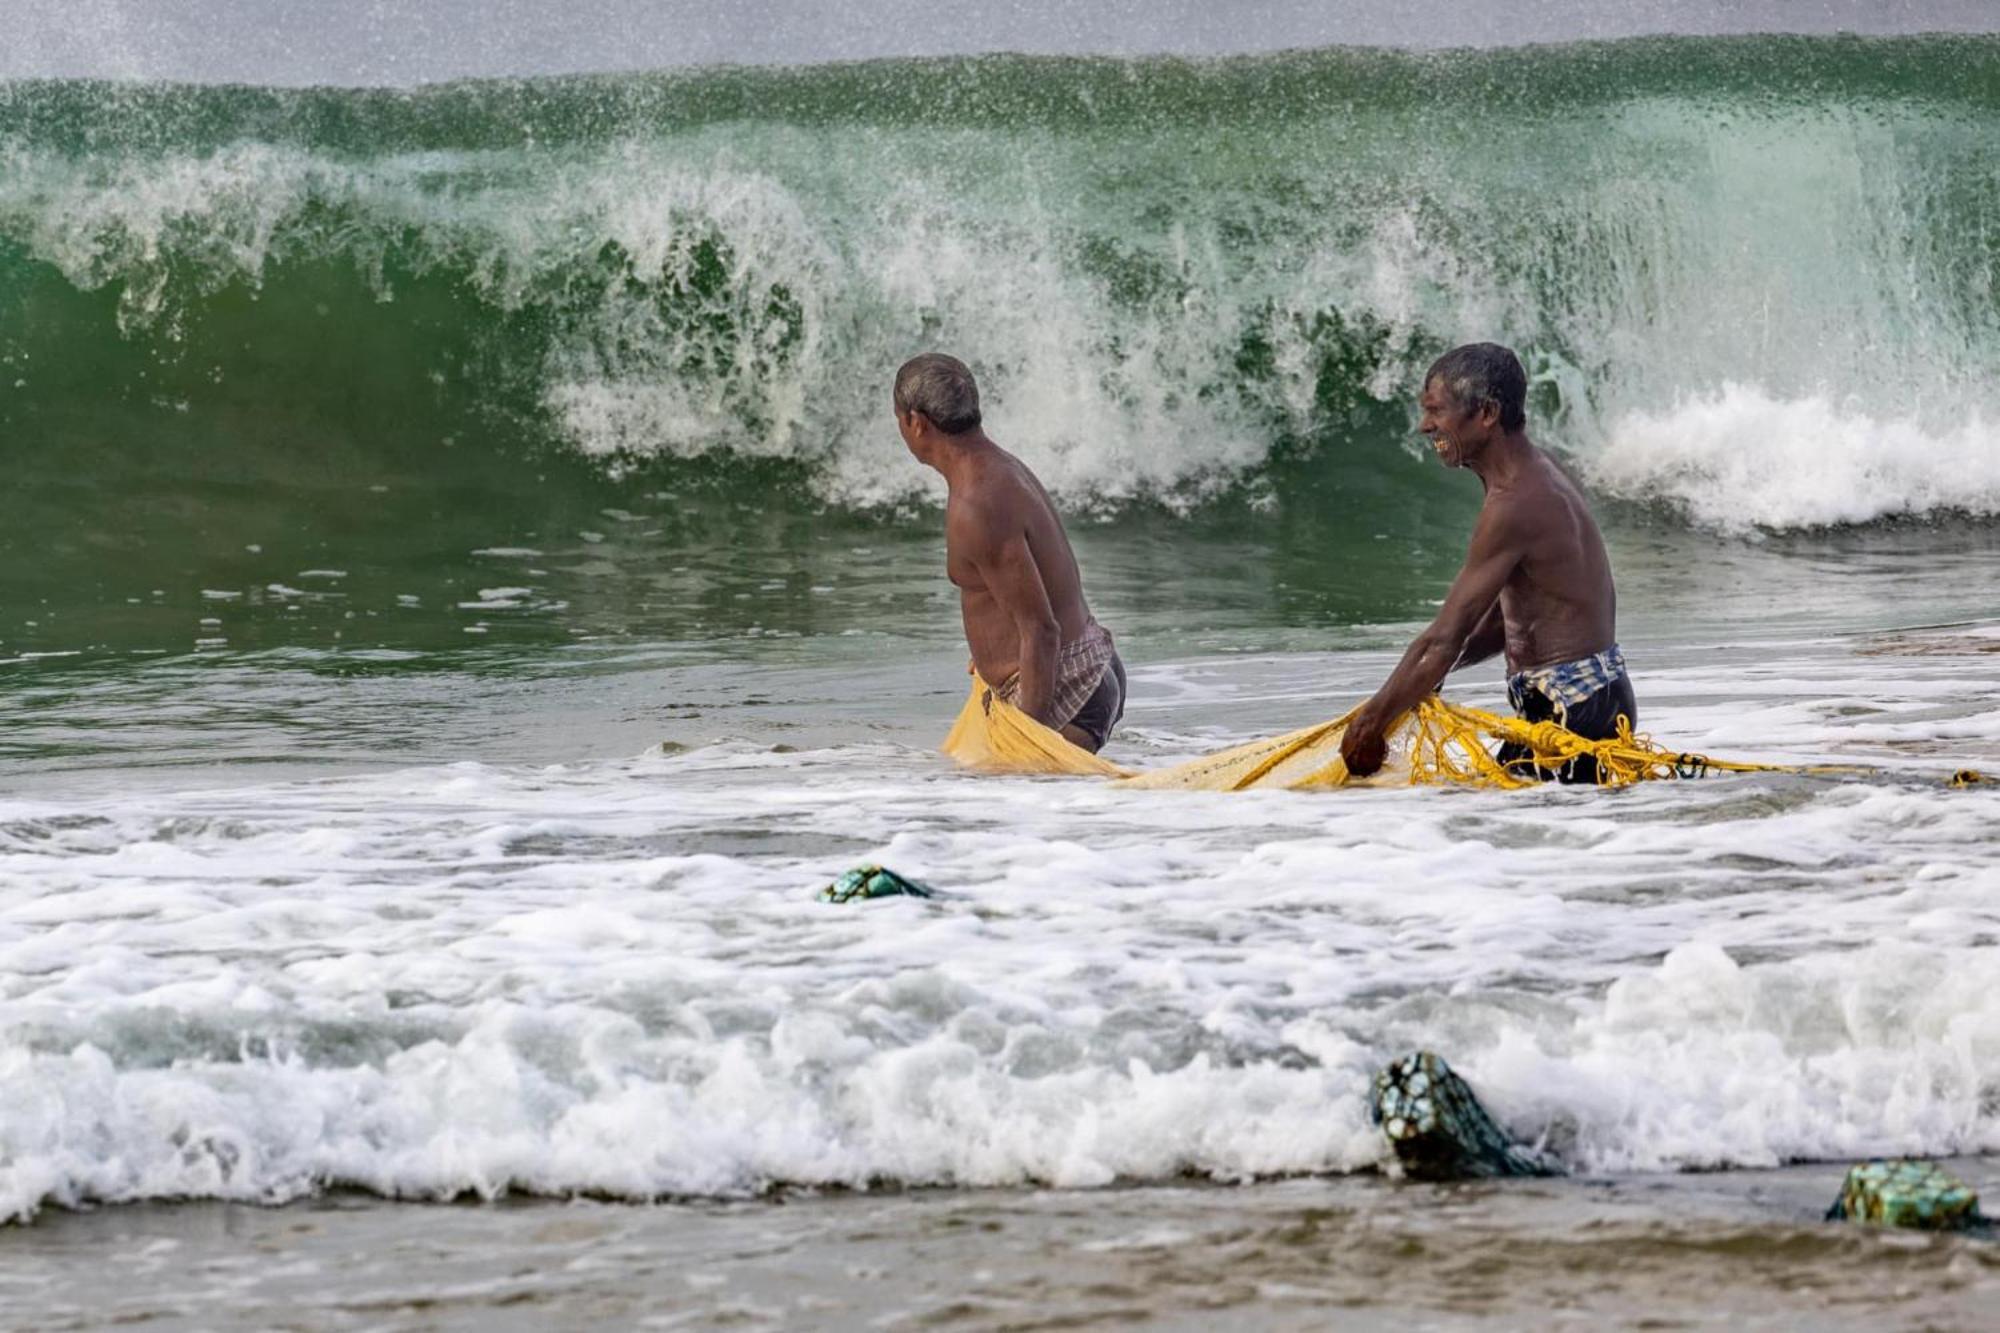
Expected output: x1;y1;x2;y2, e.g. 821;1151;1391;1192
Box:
942;678;1830;791
1827;1160;1985;1231
818;864;936;903
1370;1051;1558;1181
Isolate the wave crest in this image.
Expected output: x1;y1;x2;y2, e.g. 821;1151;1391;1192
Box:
4;42;2000;526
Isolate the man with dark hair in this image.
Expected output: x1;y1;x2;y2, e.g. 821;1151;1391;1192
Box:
1339;342;1634;783
894;353;1125;752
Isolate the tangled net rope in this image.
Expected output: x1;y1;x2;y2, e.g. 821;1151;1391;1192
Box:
1396;697;1832;789
941;678;1911;791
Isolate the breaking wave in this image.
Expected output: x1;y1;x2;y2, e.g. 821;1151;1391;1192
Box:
3;36;1998;528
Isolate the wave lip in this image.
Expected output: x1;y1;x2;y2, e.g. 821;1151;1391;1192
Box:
1589;386;2000;532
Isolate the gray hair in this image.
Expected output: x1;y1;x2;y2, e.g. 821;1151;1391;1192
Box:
1425;342;1527;431
894;353;982;434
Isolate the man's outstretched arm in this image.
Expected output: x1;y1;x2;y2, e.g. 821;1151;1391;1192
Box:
1341;509;1526;776
971;528;1063;725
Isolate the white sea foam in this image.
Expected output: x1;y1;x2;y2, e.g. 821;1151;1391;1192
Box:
1591;386;2000;531
0;641;1994;1221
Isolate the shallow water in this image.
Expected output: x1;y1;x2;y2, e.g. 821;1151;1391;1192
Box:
9;1163;1998;1330
1;596;1996;1221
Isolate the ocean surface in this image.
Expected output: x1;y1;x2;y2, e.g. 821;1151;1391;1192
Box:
2;34;1998;1326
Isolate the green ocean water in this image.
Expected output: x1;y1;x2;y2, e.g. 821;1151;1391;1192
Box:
3;34;1999;666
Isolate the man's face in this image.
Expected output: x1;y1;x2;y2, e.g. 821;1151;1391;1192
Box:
1417;378;1488;469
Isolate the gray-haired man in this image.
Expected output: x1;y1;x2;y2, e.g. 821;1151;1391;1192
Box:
1340;342;1634;783
894;353;1125;753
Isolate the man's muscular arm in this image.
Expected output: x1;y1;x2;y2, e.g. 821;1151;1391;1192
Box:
1340;504;1528;776
968;522;1063;724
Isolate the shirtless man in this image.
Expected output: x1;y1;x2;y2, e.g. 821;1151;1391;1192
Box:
894;353;1125;752
1340;343;1634;783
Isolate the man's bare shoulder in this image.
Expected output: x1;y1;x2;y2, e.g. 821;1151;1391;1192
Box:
1472;480;1545;542
958;454;1044;519
1486;448;1582;517
1531;441;1591;489
945;475;1031;555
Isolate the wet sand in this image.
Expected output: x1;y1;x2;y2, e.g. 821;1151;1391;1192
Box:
5;1160;1994;1330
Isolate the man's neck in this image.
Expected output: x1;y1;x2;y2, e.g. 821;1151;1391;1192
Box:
1469;431;1535;489
930;430;996;487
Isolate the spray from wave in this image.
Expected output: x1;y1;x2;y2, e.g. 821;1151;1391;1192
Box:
3;37;1998;529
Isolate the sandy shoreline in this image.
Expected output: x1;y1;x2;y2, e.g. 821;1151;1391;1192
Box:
4;1159;1994;1330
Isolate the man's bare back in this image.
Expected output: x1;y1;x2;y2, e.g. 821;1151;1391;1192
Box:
1341;343;1630;780
944;448;1094;689
894;353;1126;753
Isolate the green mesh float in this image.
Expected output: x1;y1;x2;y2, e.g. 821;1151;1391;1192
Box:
1370;1051;1558;1181
817;864;936;903
1826;1160;1984;1231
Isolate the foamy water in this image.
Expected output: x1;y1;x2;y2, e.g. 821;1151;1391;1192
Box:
2;635;1994;1222
1592;386;2000;531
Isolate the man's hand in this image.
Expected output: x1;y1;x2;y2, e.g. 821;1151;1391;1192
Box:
1341;715;1388;777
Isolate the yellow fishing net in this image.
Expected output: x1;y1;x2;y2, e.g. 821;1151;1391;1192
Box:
941;677;1849;791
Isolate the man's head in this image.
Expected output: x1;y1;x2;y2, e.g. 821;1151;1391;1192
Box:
1418;342;1527;469
894;353;982;461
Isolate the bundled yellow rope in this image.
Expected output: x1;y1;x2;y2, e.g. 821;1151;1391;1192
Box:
941;677;1874;791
